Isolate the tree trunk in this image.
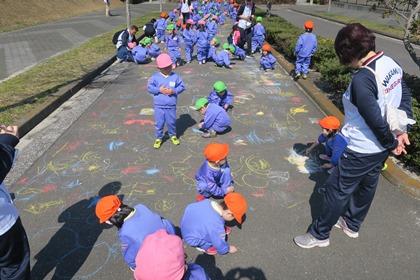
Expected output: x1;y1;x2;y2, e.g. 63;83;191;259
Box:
402;0;420;71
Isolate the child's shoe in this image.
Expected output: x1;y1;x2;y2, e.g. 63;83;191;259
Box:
199;61;203;65
202;130;217;138
302;73;308;79
170;136;180;145
153;139;162;149
294;71;301;79
196;247;217;255
202;59;206;64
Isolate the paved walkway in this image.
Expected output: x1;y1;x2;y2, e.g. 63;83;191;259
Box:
6;25;420;279
265;5;420;76
0;2;174;81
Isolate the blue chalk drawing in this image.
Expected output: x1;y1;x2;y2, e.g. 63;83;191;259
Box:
145;168;160;175
63;179;82;189
192;128;204;134
108;141;125;151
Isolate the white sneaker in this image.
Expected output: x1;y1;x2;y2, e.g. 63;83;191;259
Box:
334;216;359;238
293;233;330;249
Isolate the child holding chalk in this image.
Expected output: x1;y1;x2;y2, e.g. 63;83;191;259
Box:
193;97;231;138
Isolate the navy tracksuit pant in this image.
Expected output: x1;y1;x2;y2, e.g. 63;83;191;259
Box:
0;218;31;280
309;148;389;240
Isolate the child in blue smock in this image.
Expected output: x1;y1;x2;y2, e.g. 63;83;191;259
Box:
148;53;185;149
208;80;233;110
180;193;248;255
196;20;210;64
294;20;317;79
183;19;197;63
251;16;266;53
195;143;234;201
148;42;161;60
260;43;276;71
155;12;169;43
207;37;220;62
169;9;178;22
212;43;231;68
132;37;152;64
305;116;348;171
164;23;182;67
229;44;245;60
206;16;218;40
193;97;231;138
95;195;176;270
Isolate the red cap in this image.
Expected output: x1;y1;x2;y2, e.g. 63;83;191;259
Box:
224;193;248;224
262;43;272;52
203;143;229;162
95;195;121;223
304;20;314;30
319;116;341;130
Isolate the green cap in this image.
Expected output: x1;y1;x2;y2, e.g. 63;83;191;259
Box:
140;37;152;46
256;16;263;22
166;23;175;31
193;97;209;110
222;43;230;50
213;81;227;93
229;44;236;53
213;37;220;46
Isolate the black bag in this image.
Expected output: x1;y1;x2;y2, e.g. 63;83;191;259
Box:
112;29;125;45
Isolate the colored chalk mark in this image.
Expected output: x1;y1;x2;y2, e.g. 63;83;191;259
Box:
192;128;204;134
139;108;154;115
256;111;264;116
108;141;125;151
154;199;175;212
24;200;64;215
121;166;143;175
145;168;160;175
290;105;308;116
124;119;154;126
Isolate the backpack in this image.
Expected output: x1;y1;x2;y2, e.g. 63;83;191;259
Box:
112;29;125;45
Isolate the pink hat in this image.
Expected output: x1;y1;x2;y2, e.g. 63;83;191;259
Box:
134;230;185;280
198;20;206;25
186;19;195;24
156;53;173;68
128;42;137;49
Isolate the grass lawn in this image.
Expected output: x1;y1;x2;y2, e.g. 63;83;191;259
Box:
0;0;125;32
0;13;159;124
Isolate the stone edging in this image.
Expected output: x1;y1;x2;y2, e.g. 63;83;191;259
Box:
270;47;420;198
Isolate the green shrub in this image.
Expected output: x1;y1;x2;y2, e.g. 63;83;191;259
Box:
260;9;420;171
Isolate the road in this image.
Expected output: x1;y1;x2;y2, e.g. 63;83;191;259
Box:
5;24;420;280
266;5;420;76
0;2;174;82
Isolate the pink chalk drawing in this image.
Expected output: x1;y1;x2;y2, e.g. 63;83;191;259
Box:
124;119;154;126
42;184;58;193
121;166;143;175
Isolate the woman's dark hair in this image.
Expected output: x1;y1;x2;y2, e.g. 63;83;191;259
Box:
334;23;375;65
109;204;134;229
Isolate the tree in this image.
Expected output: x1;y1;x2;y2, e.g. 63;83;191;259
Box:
380;0;420;71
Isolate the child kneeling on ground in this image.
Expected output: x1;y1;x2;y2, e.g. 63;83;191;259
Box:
305;116;348;172
180;193;248;255
195;143;235;201
193;97;231;138
95;195;176;271
260;43;276;71
208;80;234;111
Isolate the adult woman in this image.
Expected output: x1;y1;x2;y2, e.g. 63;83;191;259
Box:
236;0;255;55
180;0;192;24
294;23;413;248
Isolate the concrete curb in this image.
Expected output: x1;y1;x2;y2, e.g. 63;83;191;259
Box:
289;8;420;46
270;47;420;198
17;55;116;138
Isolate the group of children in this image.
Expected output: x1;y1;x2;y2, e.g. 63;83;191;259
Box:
95;141;247;279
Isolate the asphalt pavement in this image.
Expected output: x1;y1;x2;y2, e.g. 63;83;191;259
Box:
264;5;420;76
0;2;174;81
5;24;420;279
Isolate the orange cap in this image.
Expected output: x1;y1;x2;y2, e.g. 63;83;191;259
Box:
304;20;314;30
95;195;121;223
160;11;169;18
224;193;248;224
203;143;229;162
319;116;341;130
262;43;272;52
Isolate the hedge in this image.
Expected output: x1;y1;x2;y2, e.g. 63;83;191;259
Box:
258;10;420;171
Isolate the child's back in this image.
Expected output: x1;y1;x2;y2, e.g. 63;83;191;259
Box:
295;32;317;58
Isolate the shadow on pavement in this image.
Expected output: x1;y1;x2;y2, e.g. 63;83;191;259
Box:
176;113;197;137
195;254;224;279
293;143;329;222
225;267;267;280
31;182;121;279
